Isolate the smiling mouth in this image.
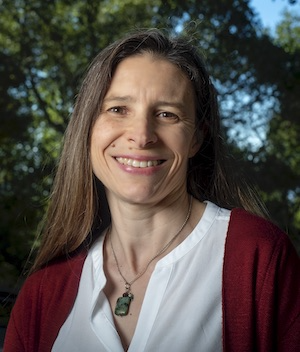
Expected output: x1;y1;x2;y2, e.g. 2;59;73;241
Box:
115;157;164;168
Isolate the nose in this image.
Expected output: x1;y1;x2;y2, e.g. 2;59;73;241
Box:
127;115;158;148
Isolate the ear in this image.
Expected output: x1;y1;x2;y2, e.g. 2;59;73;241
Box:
188;130;203;158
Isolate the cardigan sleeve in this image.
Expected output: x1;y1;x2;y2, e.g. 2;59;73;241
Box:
223;209;300;352
3;252;86;352
4;272;42;352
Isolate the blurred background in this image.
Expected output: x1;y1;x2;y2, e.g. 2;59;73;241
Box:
0;0;299;344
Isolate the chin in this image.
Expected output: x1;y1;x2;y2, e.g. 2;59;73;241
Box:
116;187;159;205
121;194;154;205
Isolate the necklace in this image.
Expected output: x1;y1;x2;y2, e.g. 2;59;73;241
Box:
109;196;193;316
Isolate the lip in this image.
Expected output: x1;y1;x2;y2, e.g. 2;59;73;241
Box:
113;155;166;173
115;157;165;168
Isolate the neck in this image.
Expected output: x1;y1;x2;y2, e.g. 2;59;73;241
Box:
106;193;194;274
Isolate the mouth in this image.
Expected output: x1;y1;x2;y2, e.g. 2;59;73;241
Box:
115;157;165;168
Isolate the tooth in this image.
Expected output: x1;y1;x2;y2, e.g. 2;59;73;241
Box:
132;160;139;167
116;157;161;167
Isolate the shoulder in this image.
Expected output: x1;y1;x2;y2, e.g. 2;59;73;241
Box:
21;250;87;303
228;208;292;251
4;251;88;351
224;208;299;287
14;251;87;313
224;208;299;282
24;252;86;290
223;209;300;350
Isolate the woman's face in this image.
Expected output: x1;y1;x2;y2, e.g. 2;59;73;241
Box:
90;53;200;205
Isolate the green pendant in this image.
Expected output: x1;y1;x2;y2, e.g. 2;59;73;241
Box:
114;293;134;316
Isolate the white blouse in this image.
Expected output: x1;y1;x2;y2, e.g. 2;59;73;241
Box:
52;201;230;352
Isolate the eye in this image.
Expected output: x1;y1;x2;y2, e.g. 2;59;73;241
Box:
107;106;127;115
157;111;179;122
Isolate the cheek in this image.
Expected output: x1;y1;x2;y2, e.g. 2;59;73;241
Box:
171;127;198;156
90;125;108;168
90;128;101;160
91;121;117;152
90;121;121;174
188;133;202;158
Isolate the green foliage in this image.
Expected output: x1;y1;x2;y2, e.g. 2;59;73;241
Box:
1;0;299;286
275;11;300;54
265;10;300;250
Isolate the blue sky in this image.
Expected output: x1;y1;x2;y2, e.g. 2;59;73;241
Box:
227;1;300;148
251;0;300;30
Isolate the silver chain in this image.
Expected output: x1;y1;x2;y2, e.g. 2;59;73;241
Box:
109;196;193;290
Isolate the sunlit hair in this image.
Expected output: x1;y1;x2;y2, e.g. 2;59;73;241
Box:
31;29;265;272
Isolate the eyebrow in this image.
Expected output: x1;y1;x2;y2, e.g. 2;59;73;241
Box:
156;100;186;111
103;95;186;111
103;95;134;104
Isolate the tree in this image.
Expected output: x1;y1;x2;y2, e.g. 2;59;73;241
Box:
264;10;300;249
1;0;299;288
0;0;161;285
225;9;300;252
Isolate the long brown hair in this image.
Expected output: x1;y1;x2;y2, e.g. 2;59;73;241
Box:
31;29;266;272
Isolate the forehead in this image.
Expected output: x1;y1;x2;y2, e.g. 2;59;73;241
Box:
106;53;195;102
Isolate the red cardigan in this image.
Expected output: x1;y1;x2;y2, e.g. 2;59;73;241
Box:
4;209;300;351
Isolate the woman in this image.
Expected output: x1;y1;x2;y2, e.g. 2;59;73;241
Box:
4;29;300;352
